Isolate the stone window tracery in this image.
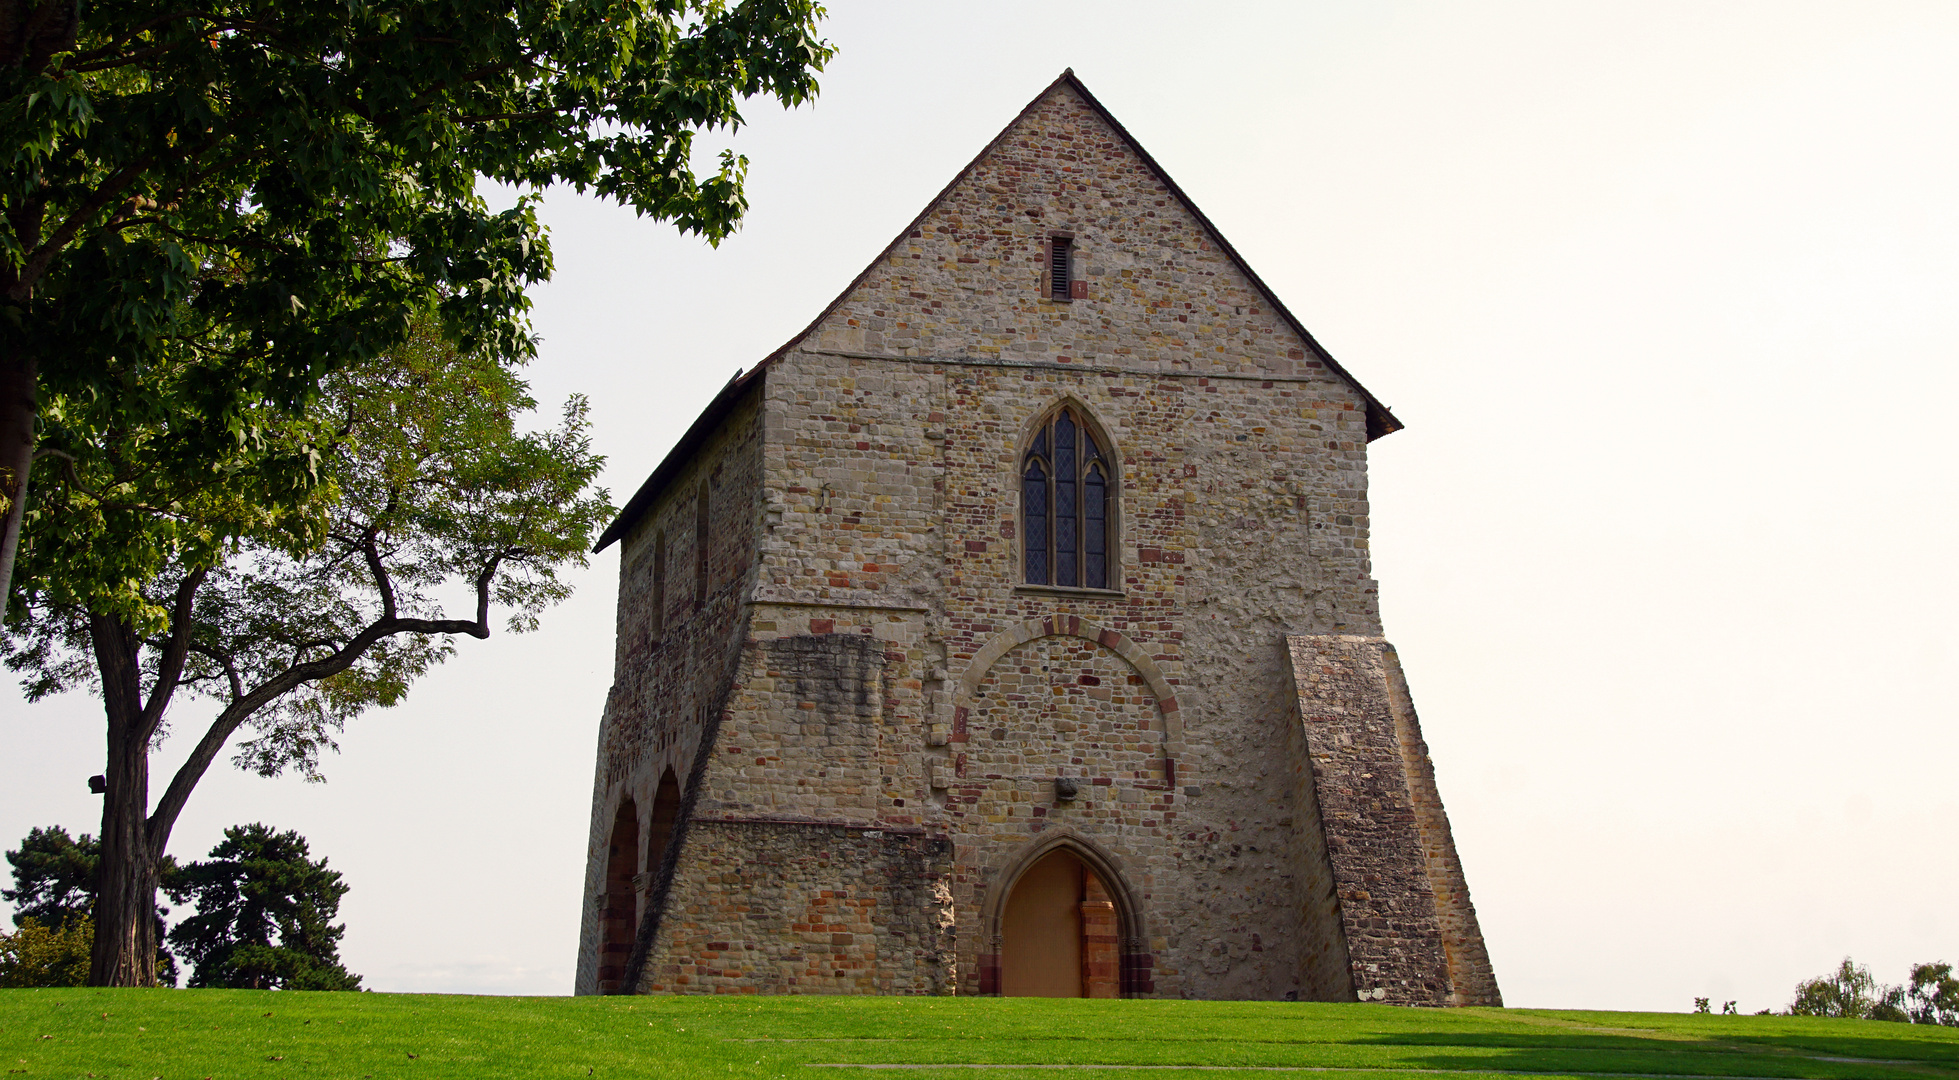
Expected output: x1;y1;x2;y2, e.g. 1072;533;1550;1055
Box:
1022;406;1113;590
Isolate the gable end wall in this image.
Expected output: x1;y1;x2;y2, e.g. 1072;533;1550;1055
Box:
580;78;1495;1004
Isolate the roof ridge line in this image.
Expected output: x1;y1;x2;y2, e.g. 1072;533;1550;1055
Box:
1051;71;1400;440
747;69;1399;437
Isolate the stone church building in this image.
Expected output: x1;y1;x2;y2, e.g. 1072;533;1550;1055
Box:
574;71;1500;1004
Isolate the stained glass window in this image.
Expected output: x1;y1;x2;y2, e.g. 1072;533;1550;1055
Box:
1021;407;1114;589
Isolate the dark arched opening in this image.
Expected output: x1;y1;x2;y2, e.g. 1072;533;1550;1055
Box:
645;769;681;880
596;799;639;992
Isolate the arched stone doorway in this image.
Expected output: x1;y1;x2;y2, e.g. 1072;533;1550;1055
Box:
596;799;639;992
999;848;1120;998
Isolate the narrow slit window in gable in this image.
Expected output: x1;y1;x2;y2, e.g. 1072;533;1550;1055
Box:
1049;237;1073;301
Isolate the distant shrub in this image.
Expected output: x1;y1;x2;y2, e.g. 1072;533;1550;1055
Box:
1907;963;1959;1027
1787;957;1957;1025
0;916;93;988
1790;958;1907;1021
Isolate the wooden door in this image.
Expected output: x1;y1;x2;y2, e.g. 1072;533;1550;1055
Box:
1001;850;1084;997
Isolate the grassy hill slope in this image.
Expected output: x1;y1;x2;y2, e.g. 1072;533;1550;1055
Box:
3;989;1955;1079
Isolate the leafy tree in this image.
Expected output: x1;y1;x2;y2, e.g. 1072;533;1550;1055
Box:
0;915;93;988
2;2;830;987
1908;962;1959;1027
3;319;612;984
1787;957;1935;1023
0;0;835;612
4;824;180;983
166;823;359;990
1789;958;1907;1021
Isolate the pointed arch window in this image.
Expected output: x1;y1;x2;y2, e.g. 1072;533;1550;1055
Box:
1022;407;1114;590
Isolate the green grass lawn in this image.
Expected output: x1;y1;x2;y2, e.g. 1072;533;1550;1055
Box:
3;990;1955;1080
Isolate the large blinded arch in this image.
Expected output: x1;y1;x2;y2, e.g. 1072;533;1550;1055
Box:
646;769;681;877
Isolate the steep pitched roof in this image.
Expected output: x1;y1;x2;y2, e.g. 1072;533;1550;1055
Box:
596;70;1401;553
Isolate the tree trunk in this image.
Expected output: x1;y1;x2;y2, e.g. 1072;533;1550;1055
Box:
87;611;161;987
0;348;35;613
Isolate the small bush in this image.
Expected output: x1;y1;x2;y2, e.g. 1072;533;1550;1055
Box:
0;916;93;988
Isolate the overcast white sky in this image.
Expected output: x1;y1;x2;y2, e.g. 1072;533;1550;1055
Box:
6;1;1957;1012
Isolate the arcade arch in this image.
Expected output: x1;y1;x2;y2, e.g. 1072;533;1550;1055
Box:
645;768;681;878
596;798;639;992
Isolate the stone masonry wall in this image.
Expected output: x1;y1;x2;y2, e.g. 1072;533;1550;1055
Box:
642;821;954;994
575;388;766;995
1280;672;1357;1001
1381;645;1502;1006
695;80;1382;999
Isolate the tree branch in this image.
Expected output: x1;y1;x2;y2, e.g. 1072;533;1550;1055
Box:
389;616;490;639
31;447;102;500
64;40;196;73
471;549;516;628
361;528;395;620
8;122;243;303
186;642;244;702
455;109;562;125
386;61;518;123
63;10;209;67
145;576;497;849
8;156;156;301
137;567;208;745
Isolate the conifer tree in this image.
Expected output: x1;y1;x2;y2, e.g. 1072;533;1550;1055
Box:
3;826;101;930
166;823;360;990
3;825;179;983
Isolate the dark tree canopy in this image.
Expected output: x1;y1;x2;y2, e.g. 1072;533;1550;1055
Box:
166;823;360;990
3;826;99;931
